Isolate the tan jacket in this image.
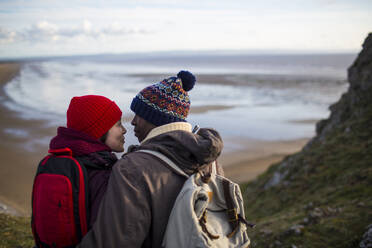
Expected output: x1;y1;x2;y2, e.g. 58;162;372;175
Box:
78;125;223;248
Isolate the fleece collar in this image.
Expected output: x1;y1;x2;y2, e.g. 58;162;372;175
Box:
141;122;192;144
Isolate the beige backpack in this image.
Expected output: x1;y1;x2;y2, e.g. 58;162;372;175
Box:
140;150;254;248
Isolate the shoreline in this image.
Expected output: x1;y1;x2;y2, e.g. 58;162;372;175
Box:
0;63;312;216
220;137;310;183
0;63;53;216
121;104;235;122
126;73;348;89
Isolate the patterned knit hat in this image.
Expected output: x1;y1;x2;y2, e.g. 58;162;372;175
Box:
67;95;122;139
130;70;196;126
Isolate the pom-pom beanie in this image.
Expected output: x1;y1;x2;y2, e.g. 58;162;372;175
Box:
130;70;196;126
67;95;122;139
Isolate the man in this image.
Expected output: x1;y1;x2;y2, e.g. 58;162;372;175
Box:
78;71;223;247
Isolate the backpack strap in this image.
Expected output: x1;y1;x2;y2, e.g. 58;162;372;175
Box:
137;150;189;178
222;180;256;238
48;147;73;156
199;211;220;240
222;180;240;237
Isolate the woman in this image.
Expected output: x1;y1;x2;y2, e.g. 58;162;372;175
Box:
48;94;127;227
32;95;126;248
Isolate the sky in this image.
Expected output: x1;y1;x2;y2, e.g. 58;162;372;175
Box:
0;0;371;59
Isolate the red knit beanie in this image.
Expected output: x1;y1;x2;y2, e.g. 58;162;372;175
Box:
67;95;122;139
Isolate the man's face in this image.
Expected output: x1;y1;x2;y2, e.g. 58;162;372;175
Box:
131;115;156;142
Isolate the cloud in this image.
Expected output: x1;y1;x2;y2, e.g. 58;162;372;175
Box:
101;22;149;36
0;27;17;43
1;0;371;58
4;20;150;43
23;21;59;41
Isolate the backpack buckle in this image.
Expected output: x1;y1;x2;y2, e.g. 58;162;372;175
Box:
226;208;238;222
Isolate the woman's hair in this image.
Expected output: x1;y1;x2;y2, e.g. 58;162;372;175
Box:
99;132;108;143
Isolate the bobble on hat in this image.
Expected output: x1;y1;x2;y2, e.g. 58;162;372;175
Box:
130;70;196;126
67;95;122;139
177;70;196;91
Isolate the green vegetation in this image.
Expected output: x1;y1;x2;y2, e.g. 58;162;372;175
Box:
0;213;33;248
242;99;372;247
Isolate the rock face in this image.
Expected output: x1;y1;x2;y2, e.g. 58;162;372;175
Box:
245;33;372;248
263;33;372;189
0;202;20;216
315;33;372;142
360;224;372;248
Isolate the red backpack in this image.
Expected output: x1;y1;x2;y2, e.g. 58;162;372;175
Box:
31;147;89;248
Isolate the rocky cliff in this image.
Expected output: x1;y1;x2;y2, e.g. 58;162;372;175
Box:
316;33;372;142
243;33;372;248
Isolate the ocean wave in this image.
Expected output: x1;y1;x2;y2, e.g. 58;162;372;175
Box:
3;55;351;143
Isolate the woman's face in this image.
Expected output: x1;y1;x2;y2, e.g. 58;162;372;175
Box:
105;120;127;152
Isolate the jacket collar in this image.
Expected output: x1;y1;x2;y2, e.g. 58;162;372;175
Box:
141;122;192;144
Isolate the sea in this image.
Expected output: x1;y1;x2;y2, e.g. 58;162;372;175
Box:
3;52;357;151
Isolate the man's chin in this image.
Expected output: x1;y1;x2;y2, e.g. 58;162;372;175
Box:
135;133;143;142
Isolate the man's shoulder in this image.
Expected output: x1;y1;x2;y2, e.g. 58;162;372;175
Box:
114;150;171;174
111;150;182;191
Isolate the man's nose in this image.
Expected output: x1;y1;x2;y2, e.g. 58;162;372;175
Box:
131;117;136;126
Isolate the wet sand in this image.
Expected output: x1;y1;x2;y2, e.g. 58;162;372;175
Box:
0;63;55;216
0;63;311;215
220;138;309;183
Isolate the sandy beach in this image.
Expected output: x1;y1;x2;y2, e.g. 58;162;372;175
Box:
0;63;311;216
0;63;59;216
220;137;309;183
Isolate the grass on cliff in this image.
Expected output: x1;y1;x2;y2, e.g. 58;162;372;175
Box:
242;105;372;247
0;213;33;248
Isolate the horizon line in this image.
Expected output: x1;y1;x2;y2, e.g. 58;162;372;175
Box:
0;48;359;62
